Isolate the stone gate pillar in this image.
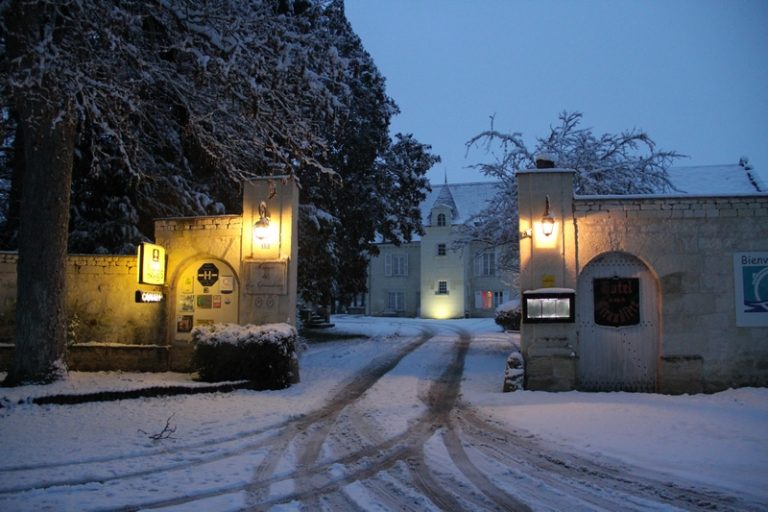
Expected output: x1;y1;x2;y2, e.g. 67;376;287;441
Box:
517;157;578;390
240;176;299;326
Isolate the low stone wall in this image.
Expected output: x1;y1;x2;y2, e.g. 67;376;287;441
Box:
574;194;768;392
0;252;166;371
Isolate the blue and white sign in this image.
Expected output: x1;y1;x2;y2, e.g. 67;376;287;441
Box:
734;252;768;327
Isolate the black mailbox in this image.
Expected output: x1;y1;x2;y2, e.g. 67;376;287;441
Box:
522;288;575;323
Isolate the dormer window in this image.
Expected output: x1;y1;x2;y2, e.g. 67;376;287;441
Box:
436;213;446;227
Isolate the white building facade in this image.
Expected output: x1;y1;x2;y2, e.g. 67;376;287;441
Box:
367;182;514;319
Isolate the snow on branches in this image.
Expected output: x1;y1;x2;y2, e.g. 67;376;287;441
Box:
462;111;683;272
0;0;372;252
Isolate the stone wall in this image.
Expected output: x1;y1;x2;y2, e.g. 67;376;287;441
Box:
0;178;299;375
574;194;768;392
0;251;166;371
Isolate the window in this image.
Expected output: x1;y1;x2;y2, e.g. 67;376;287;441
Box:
436;213;446;227
476;290;509;310
437;280;449;295
475;290;504;309
476;251;496;276
437;243;446;256
387;291;405;311
384;253;408;276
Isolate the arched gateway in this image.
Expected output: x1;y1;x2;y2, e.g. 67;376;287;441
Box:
576;252;660;392
173;258;239;344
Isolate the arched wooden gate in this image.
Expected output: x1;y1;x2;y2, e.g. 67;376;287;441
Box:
577;252;660;391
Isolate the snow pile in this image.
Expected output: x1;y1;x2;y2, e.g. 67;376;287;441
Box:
503;351;525;392
494;299;521;331
495;298;520;313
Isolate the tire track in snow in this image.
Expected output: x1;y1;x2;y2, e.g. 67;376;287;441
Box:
454;408;758;511
74;330;436;511
0;331;434;502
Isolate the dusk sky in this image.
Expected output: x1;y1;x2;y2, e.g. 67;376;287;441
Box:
346;0;768;186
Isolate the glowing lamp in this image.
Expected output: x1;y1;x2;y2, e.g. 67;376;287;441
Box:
541;195;555;237
253;201;271;241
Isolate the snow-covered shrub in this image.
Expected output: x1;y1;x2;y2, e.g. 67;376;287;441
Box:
503;351;524;392
495;299;521;332
192;323;299;389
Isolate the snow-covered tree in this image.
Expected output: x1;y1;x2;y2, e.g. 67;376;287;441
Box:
463;111;682;272
0;0;422;384
0;0;436;382
293;2;438;309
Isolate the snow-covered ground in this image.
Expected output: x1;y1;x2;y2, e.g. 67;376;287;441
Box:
1;316;766;511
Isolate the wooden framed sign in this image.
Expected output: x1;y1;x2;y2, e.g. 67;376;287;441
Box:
593;277;640;327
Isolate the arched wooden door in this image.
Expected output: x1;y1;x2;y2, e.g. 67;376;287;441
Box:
577;252;659;392
173;258;239;343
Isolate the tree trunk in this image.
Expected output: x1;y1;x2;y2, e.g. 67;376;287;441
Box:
4;94;76;385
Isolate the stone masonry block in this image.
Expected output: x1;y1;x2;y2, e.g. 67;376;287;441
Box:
659;356;703;394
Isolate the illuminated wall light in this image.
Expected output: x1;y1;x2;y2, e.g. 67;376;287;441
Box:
533;195;559;249
541;195;555;236
253;200;271;241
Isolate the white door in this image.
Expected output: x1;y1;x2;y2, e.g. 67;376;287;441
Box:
577;252;659;391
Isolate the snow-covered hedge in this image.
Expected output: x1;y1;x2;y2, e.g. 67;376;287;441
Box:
495;299;521;332
192;323;299;388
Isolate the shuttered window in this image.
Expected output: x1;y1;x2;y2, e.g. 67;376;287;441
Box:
387;291;405;311
475;250;496;276
384;254;408;276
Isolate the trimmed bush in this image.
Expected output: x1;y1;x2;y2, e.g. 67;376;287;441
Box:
495;299;521;331
192;323;299;389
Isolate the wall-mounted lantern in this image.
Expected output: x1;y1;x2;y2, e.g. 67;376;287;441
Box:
540;195;555;237
253;201;271;242
520;195;559;248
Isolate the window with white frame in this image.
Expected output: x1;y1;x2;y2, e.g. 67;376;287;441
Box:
436;213;446;226
436;280;449;295
387;291;405;311
384;253;408;276
475;290;506;309
437;243;446;256
475;250;496;276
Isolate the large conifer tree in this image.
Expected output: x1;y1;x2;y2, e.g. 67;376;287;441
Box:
0;0;436;382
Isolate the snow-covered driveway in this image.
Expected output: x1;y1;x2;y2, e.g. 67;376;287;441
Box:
1;317;766;511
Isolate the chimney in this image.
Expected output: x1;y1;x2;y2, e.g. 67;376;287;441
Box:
535;153;556;169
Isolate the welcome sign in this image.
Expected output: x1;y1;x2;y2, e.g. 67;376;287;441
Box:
734;252;768;327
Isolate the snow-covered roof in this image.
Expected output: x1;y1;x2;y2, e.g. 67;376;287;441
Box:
666;163;765;194
422;181;501;225
431;184;459;220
